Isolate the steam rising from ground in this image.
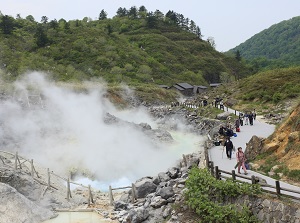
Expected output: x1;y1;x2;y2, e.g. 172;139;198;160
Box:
0;72;202;186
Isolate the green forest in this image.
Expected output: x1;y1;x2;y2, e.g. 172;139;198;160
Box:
0;6;251;85
229;16;300;71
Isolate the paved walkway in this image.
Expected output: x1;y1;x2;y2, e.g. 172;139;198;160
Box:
208;107;300;198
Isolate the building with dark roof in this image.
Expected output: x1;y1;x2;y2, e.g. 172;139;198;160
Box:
194;85;208;94
172;83;194;96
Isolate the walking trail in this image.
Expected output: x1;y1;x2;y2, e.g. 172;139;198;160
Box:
208;107;300;197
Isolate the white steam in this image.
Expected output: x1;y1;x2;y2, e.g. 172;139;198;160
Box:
0;72;203;187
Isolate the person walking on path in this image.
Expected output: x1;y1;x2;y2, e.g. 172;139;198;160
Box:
223;137;234;159
249;112;254;126
244;112;249;125
236;147;248;175
253;109;257;120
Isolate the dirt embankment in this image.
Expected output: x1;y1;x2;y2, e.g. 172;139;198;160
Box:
259;103;300;170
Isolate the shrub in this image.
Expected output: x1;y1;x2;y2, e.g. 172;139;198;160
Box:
185;167;261;223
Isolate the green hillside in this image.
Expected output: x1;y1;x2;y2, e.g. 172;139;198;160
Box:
0;7;251;85
229;16;300;70
208;66;300;114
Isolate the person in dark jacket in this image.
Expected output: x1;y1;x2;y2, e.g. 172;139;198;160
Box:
223;137;234;159
248;112;254;125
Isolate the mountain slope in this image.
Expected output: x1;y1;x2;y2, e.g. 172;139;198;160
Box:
0;12;251;85
229;16;300;68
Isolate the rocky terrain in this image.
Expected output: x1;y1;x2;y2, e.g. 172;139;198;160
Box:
0;97;223;223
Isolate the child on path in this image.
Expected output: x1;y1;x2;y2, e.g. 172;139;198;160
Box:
236;147;248;175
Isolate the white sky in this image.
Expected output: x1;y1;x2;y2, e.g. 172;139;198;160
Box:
1;0;299;51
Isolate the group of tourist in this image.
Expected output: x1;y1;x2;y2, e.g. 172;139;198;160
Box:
217;109;257;175
238;110;256;126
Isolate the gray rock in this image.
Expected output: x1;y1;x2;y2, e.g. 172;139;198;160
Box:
163;206;172;218
126;207;150;223
135;181;157;199
150;196;167;208
157;187;175;199
216;111;232;120
167;167;179;179
158;172;170;182
0;183;56;223
152;176;161;185
114;201;129;211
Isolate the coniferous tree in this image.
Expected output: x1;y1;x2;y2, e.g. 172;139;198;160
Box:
41;16;48;24
116;7;127;17
128;6;138;19
153;10;164;20
138;5;147;18
165;10;178;24
98;9;108;20
0;15;15;34
49;19;58;29
190;20;196;34
146;12;158;28
196;26;202;39
35;25;48;47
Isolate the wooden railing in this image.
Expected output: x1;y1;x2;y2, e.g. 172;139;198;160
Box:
204;136;300;200
0;150;94;205
108;184;137;205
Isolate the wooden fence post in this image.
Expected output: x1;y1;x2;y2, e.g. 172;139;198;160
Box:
131;183;136;203
31;159;34;176
232;170;236;181
205;148;209;167
67;177;71;201
215;166;220;180
109;185;114;205
275;181;281;196
15;152;18;170
47;168;51;188
210;161;214;176
88;185;94;205
182;154;187;167
251;175;257;184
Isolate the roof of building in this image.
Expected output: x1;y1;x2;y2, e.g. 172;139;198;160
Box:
197;85;208;89
176;83;194;89
158;85;169;88
172;84;185;91
210;83;221;87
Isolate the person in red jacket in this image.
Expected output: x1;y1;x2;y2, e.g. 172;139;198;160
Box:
236;147;248;175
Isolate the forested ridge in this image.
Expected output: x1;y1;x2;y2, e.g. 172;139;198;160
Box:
0;6;251;85
229;16;300;71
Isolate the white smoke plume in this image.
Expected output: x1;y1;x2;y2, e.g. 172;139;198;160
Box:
0;72;203;188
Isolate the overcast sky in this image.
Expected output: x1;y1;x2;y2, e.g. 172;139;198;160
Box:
1;0;299;51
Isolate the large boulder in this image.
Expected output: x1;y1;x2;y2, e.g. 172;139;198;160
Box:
245;135;265;160
157;187;174;199
125;207;149;223
158;172;171;182
0;183;56;223
216;111;232;120
135;179;157;199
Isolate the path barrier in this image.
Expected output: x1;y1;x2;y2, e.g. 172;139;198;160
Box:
0;150;94;205
204;134;300;200
108;184;136;205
